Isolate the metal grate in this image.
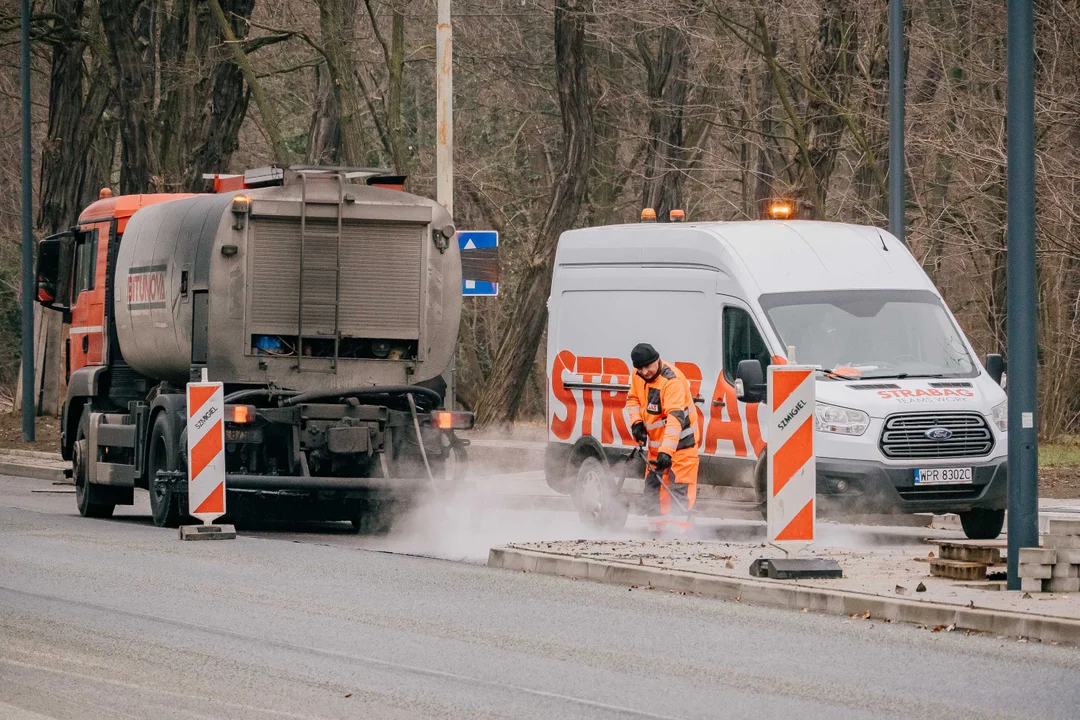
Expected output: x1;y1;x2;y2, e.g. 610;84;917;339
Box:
848;384;901;390
929;381;973;388
249;219;423;340
879;412;994;459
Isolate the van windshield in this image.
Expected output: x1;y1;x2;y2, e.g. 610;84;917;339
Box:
759;289;976;379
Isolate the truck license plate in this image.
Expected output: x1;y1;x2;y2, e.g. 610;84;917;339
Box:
914;467;973;485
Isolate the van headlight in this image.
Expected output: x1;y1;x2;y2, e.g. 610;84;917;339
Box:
992;399;1007;433
814;403;869;436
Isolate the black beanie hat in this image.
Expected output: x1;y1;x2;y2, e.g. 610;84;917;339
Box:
631;343;660;369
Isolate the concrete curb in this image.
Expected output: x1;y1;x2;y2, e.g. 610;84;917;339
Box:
488;546;1080;645
0;460;66;483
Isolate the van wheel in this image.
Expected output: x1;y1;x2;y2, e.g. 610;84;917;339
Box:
148;414;184;528
573;457;629;530
959;508;1005;540
74;407;115;519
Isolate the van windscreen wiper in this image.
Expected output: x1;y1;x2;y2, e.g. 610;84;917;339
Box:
869;373;946;380
814;367;861;381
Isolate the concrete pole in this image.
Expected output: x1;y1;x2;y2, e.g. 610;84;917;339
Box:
888;0;905;245
436;0;456;409
1005;0;1039;590
437;0;453;217
21;0;35;442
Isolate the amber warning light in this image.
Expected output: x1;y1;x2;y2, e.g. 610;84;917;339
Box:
765;199;795;220
431;411;475;430
227;405;255;424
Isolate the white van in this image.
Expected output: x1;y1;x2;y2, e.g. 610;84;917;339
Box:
544;219;1009;540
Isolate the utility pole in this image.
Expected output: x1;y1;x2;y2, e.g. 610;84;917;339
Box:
1006;0;1039;590
436;0;453;217
888;0;905;245
21;0;35;442
436;0;456;409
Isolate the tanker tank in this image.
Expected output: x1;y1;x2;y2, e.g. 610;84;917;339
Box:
112;170;461;392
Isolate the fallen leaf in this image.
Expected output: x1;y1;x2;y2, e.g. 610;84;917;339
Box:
1022;592;1032;599
345;693;353;698
932;625;945;632
639;558;644;566
946;624;956;632
859;610;872;620
928;551;935;558
968;600;976;609
895;585;908;595
725;561;735;569
916;582;927;593
801;607;808;613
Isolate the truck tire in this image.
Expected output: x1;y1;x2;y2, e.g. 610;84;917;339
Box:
573;457;629;530
148;414;184;528
74;407;115;519
959;508;1005;540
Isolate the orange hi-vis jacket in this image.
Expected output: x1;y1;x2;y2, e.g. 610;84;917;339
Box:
626;362;701;460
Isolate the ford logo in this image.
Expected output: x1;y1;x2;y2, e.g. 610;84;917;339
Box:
925;427;953;440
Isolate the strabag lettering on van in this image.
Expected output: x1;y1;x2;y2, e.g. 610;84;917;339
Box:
549;349;764;458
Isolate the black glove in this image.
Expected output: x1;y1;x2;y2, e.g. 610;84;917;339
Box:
655;452;672;470
631;421;648;444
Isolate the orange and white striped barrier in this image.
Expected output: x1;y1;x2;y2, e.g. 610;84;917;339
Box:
186;377;226;525
767;365;816;555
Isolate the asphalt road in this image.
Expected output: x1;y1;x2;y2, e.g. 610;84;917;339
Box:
3;473;1080;720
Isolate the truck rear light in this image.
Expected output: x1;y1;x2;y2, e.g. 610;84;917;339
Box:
431;411;474;430
227;404;255;424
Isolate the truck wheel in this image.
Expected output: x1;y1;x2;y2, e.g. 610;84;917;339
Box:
573;457;629;530
349;498;395;535
959;508;1005;540
74;407;115;519
148;414;184;528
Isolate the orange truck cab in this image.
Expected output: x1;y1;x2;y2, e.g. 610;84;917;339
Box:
37;190;195;459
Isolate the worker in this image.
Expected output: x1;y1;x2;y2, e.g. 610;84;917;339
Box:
625;343;701;534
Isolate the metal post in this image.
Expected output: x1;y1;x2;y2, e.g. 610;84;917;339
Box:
436;0;455;410
21;0;35;442
1006;0;1039;590
888;0;905;245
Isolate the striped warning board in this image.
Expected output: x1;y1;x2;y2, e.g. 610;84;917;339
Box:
186;380;226;524
767;365;816;554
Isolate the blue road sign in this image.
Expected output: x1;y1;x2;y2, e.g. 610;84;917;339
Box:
459;231;499;296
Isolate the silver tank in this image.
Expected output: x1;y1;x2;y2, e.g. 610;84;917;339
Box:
113;170;461;391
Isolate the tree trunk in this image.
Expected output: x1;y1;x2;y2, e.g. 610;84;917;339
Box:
638;24;691;221
802;0;857;215
473;0;593;426
386;3;407;172
308;61;344;164
99;0;160;193
318;0;369;166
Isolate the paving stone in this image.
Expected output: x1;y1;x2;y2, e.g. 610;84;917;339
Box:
1053;549;1080;564
1052;563;1080;578
1021;577;1047;593
1018;563;1053;579
1048;577;1080;593
929;558;987;581
1047;518;1080;537
1043;535;1080;549
1018;548;1057;565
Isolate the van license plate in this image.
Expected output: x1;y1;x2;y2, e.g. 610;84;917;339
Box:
914;467;973;485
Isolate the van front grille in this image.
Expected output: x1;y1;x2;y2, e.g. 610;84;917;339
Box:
879;412;994;459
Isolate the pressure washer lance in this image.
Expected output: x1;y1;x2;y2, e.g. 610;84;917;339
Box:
633;443;694;519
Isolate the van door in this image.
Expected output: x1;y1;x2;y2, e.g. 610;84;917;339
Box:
702;297;774;500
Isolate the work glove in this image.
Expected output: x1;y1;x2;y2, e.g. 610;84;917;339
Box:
655;452;672;470
631;421;648;445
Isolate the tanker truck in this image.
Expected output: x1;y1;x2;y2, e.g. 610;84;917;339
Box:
34;166;473;530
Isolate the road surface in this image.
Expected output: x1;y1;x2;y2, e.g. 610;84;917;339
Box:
2;472;1080;719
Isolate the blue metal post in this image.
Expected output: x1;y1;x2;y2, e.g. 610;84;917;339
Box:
888;0;905;244
1005;0;1039;590
21;0;35;442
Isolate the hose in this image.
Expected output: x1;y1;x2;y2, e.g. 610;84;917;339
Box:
282;385;442;408
223;388;299;404
406;392;440;496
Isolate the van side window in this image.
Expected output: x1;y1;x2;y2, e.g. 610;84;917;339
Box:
72;229;97;298
723;306;770;383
